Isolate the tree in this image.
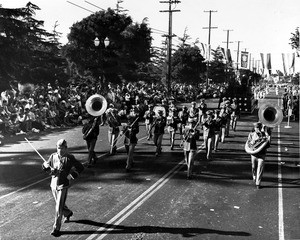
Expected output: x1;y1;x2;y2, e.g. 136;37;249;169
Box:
0;2;68;92
171;45;206;85
62;8;152;91
289;27;299;53
208;47;227;84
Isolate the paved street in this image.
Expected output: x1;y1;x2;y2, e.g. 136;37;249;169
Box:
0;89;299;240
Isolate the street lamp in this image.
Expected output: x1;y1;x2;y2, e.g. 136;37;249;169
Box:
94;36;110;48
94;36;110;92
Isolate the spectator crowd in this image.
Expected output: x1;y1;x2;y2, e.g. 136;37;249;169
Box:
0;79;298;144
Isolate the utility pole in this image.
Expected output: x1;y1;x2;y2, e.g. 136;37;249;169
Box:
235;41;242;71
222;29;233;51
203;10;217;88
222;29;233;84
249;53;251;70
160;0;180;95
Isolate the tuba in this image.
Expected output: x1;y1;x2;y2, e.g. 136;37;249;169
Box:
258;103;283;128
153;105;166;117
85;94;107;116
245;103;283;154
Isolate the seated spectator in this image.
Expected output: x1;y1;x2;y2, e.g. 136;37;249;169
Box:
8;113;20;135
0;109;9;135
18;108;31;133
1;100;11;116
30;108;44;132
25;98;34;110
48;106;58;127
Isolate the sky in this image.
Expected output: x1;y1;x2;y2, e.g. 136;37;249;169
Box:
1;0;300;73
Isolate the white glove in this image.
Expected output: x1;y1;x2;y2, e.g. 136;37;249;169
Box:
43;162;50;168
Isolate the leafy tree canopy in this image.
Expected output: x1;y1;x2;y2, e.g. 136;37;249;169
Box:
0;2;69;92
171;45;206;85
289;27;299;50
62;8;152;89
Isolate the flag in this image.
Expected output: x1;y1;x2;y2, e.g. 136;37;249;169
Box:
260;53;265;69
290;53;295;73
287;53;291;75
220;47;226;60
266;53;272;73
240;51;249;69
281;53;287;76
226;49;232;63
200;43;207;58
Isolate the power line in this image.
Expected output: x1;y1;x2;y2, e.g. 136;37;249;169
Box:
84;0;105;10
66;1;94;13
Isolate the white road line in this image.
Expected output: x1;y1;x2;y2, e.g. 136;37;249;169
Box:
86;143;205;240
96;163;184;240
278;124;285;240
277;97;285;240
86;162;184;240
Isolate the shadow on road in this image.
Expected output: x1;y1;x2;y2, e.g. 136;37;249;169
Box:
61;219;251;237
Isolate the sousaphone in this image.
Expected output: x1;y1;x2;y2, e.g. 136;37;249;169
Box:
153;105;166;117
245;103;283;154
85;94;107;116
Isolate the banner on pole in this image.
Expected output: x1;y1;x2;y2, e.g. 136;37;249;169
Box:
282;53;287;76
290;53;295;73
240;51;249;69
260;53;265;69
266;53;272;74
226;49;232;63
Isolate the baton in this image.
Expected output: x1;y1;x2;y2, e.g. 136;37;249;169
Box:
24;138;51;166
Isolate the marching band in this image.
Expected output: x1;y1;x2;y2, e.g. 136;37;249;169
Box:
81;93;246;179
81;93;284;185
37;92;285;236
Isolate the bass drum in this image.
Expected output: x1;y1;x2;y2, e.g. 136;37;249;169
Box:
245;139;269;155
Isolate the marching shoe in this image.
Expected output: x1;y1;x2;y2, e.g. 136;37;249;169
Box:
65;211;73;223
50;229;60;237
256;185;261;189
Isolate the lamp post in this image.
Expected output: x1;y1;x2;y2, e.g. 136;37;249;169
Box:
94;36;110;92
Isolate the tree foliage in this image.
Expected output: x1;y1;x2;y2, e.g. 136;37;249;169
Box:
208;47;227;84
62;8;152;89
171;45;206;85
289;27;299;50
0;2;68;92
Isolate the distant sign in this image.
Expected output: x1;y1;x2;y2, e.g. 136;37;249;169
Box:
240;51;249;69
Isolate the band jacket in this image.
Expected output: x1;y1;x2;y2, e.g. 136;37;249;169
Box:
82;119;100;140
144;110;155;124
124;114;139;144
153;116;166;135
42;153;84;190
247;131;270;157
183;127;197;151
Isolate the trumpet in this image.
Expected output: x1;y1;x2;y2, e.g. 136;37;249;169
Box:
180;121;200;146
